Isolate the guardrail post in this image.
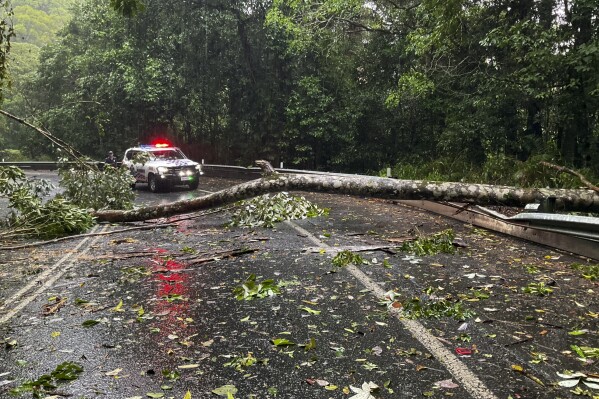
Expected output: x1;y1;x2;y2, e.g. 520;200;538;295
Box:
280;162;284;169
387;168;391;178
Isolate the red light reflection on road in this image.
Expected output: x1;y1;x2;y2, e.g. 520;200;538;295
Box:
147;248;196;339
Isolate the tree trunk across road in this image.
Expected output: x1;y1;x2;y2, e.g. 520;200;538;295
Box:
93;172;599;223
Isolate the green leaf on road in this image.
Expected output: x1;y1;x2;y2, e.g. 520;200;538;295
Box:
568;329;587;336
300;306;321;315
112;299;124;312
212;384;238;397
82;319;100;327
303;337;316;351
272;338;295;346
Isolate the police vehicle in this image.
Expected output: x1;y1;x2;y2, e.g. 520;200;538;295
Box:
122;143;203;192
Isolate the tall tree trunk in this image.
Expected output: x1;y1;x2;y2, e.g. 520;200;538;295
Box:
560;0;593;165
93;171;599;223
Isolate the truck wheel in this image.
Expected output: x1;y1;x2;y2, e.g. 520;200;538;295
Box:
188;179;199;190
148;174;161;193
129;166;137;189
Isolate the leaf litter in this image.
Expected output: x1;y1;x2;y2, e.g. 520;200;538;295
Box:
3;190;599;399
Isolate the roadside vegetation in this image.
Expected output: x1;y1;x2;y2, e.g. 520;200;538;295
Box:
0;0;597;180
385;155;597;189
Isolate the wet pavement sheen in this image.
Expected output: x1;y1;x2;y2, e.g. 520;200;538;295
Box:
0;179;597;399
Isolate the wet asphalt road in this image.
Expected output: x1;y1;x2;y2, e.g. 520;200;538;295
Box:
0;175;598;399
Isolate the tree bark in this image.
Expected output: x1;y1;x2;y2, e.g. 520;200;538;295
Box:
92;173;599;223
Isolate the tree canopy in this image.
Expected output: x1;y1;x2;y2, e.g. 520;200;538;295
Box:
1;0;598;183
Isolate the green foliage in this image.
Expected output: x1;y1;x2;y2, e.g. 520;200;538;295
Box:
233;274;282;301
58;161;135;210
223;352;268;372
9;361;83;398
386;155;597;189
401;290;475;321
331;250;366;268
229;192;329;228
570;345;599;360
161;369;180;382
400;229;456;256
0;166;94;240
522;282;553;296
2;0;71;155
0;165;31;196
570;263;599;281
12;197;94;239
0;148;27;161
12;4;71;47
5;0;599;175
109;0;145;17
386;71;435;107
0;0;15;101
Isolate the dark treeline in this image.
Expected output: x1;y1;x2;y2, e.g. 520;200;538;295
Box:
2;0;598;179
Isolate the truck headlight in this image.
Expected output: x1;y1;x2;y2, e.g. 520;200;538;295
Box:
157;166;168;174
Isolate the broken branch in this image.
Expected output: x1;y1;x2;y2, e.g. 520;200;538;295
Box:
541;161;599;194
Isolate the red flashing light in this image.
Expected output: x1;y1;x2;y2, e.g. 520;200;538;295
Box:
150;139;172;148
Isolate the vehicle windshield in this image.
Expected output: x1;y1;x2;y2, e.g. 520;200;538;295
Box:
149;149;185;160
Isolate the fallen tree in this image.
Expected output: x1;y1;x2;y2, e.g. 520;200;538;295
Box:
93;161;599;223
4;111;598;239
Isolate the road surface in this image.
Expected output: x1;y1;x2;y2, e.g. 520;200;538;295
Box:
0;174;597;399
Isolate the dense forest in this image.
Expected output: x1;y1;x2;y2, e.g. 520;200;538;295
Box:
0;0;598;184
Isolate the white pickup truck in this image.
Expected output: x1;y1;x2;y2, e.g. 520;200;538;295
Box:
122;144;203;192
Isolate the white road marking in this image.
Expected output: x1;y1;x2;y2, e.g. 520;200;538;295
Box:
285;220;499;399
0;225;105;324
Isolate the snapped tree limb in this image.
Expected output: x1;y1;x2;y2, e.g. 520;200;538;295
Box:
540;161;599;194
0;109;94;168
93;162;599;223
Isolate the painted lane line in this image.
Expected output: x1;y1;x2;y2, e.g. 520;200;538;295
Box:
285;220;499;399
0;227;97;313
0;225;105;324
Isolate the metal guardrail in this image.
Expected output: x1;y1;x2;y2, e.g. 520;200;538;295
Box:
0;161;64;170
200;164;364;179
399;200;599;261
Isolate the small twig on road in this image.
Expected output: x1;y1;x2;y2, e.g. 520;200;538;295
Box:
303;244;398;254
151;248;259;271
41;296;67;316
186;247;259;266
504;337;533;347
535;321;564;329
